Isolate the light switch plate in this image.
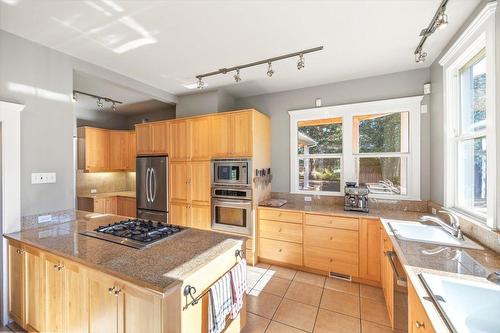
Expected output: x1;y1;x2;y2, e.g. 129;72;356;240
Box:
304;196;312;202
432;208;437;214
31;172;56;184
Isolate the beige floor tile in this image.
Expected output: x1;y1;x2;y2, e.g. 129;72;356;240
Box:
361;298;391;327
253;274;292;297
242;313;271;333
273;299;318;332
314;308;361;333
361;320;405;333
248;269;266;290
324;278;360;296
247;291;283;319
320;288;360;318
360;285;385;304
266;321;308;333
266;265;297;280
293;271;326;288
285;281;323;306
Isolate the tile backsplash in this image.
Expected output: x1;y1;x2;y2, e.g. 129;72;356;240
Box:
76;170;135;195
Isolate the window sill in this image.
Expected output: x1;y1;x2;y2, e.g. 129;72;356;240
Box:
447;207;495;232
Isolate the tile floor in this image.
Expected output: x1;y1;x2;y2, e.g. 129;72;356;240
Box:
244;263;407;333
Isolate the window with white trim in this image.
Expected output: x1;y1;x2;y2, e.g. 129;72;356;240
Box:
289;96;422;199
440;2;496;228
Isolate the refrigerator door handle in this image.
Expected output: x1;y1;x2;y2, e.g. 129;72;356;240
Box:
145;167;151;203
151;168;157;203
149;167;154;204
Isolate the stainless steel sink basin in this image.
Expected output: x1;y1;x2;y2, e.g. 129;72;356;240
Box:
419;273;500;333
386;220;483;250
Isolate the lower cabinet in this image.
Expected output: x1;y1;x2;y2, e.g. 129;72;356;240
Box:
408;280;435;333
24;245;42;332
117;197;136;218
381;226;395;328
359;219;381;283
94;197;117;214
259;238;303;266
170;202;211;230
8;240;24;326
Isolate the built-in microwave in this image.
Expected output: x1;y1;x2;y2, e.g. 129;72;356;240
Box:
211;159;251;186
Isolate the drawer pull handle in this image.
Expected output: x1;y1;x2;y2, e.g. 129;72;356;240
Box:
415;321;425;329
278;249;282;252
278;213;282;217
278;228;282;232
329;220;333;224
329;258;333;263
330;236;333;240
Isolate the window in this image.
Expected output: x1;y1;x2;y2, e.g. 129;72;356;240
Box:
440;2;496;228
289;97;422;199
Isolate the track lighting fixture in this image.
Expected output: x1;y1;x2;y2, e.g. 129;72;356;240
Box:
297;54;305;70
73;90;122;110
435;8;448;30
72;92;78;102
194;46;323;86
267;62;274;77
112;101;117;112
97;98;104;108
414;0;449;63
415;51;427;63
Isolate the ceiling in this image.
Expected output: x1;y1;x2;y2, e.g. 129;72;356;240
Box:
0;0;480;98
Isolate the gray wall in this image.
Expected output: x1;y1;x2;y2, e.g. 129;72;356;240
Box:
176;91;219;118
429;0;496;205
235;69;431;199
126;106;176;129
75;107;129;130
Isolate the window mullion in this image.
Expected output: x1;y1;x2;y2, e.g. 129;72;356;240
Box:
343;115;354;184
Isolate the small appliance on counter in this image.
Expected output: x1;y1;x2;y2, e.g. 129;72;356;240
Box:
344;182;369;213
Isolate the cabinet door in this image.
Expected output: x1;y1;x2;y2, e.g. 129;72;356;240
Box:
381;228;394;328
105;197;118;214
359;219;381;283
210;114;231;157
94;198;106;214
170;162;190;203
117;197;136;218
190;161;210;205
85;127;110;171
135;124;151;155
189;204;211;230
408;282;435;333
8;241;24;326
109;131;129;170
119;284;162;333
43;254;65;333
128;131;136;171
88;272;119;333
190;117;211;160
24;246;42;332
231;112;253;156
170;202;188;227
64;261;88;333
151;122;168;154
169;120;191;161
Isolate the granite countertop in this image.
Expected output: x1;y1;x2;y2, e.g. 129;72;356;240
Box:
380;219;500;332
77;191;136;199
259;201;424;220
5;211;243;294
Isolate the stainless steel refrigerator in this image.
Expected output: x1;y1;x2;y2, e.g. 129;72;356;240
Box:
136;156;168;223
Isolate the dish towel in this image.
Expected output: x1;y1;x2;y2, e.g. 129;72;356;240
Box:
208;273;233;333
229;259;247;319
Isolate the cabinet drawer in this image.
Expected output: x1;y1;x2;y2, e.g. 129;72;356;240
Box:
259;220;303;243
259;238;303;266
259;209;302;224
304;225;358;253
305;214;359;230
304;246;359;277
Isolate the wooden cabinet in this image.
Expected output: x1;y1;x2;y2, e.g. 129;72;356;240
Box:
170;162;190;203
128;131;136;171
381;226;394;327
24;245;43;332
259;220;303;243
304;246;359;276
78;127;110;172
408;281;435;333
259;209;303;224
94;197;117;214
109;131;130;170
121;283;162;333
8;240;24;325
190;117;211;160
170;202;189;227
210;111;253;157
43;254;65;332
117;197;136;218
135;121;168;155
189;204;211;230
88;271;119;333
359;219;382;283
190;161;210;205
305;214;359;230
259;238;303;266
169;120;191;161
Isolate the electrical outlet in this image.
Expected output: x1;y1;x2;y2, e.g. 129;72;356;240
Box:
304;196;312;202
31;172;56;184
90;189;97;194
432;208;437;214
38;215;52;223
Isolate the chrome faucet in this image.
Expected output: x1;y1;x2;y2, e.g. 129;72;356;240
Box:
487;272;500;285
418;208;463;240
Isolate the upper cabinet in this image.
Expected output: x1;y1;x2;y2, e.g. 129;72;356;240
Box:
78;127;135;172
169;119;191;161
135;121;169;155
210;111;253;157
189;116;211;161
210;114;232;157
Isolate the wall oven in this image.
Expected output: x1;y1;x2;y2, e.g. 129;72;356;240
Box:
211;186;252;235
212;159;251;186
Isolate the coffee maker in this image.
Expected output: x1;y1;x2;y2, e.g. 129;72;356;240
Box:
344;182;369;213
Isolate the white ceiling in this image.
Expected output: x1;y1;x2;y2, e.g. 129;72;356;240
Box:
0;0;480;98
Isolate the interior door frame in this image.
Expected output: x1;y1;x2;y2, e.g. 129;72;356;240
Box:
0;101;24;325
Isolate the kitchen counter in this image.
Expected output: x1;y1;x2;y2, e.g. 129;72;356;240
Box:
259;201;424;220
4;211;243;294
77;191;136;199
380;219;500;332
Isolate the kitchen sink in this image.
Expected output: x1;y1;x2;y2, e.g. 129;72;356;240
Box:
419;272;500;333
387;220;483;250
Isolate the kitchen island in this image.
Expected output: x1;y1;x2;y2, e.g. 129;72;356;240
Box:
5;211;246;333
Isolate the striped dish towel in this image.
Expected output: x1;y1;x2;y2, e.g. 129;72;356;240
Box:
229;259;247;319
208;273;233;333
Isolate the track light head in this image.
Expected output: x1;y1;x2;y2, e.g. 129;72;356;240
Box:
97;98;104;108
267;62;274;77
436;8;448;30
112;102;117;111
415;51;427;63
297;54;305;70
72;92;78;102
234;68;242;83
197;77;205;89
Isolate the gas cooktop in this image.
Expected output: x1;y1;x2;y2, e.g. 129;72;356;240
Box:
79;219;185;249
